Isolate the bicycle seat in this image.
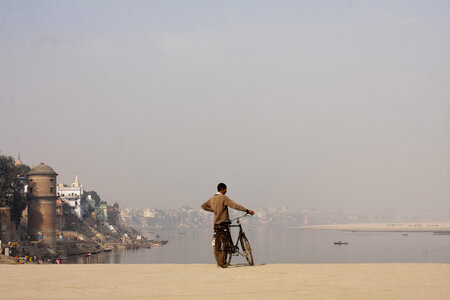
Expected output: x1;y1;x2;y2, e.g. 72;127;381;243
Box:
214;221;231;229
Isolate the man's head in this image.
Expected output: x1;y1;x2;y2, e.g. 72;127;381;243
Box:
217;183;227;194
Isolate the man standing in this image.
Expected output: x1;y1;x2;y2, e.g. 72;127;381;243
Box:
201;183;255;266
201;183;255;225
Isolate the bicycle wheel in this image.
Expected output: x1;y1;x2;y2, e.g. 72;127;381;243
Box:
214;231;232;268
239;233;254;266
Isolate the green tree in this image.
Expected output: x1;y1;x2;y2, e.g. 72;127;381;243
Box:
85;190;101;206
0;154;30;226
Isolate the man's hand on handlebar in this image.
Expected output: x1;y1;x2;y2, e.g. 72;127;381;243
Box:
246;210;255;215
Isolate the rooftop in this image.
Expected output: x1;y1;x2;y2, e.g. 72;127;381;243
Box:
28;163;58;176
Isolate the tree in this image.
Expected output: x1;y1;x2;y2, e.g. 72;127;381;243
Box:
85;190;101;206
0;154;30;226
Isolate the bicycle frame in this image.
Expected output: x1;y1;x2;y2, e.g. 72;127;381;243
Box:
218;214;249;256
213;213;253;267
227;217;246;255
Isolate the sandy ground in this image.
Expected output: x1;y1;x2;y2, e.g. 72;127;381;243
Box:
2;264;450;299
300;222;450;232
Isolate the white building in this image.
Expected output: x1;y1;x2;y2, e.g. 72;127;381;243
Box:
57;175;84;220
143;209;155;218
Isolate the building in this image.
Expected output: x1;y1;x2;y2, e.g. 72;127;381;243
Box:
0;207;11;245
143;208;155;218
27;163;58;252
86;194;96;211
107;202;120;226
57;175;84;220
55;198;63;236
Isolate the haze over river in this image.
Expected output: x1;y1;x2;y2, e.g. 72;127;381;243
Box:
67;227;450;264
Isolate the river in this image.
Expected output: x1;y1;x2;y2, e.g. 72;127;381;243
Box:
66;226;450;264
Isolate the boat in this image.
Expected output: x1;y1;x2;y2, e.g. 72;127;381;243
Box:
334;241;348;245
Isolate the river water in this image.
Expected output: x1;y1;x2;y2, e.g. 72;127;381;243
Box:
66;227;450;264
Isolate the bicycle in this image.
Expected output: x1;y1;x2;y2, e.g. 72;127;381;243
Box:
213;214;254;268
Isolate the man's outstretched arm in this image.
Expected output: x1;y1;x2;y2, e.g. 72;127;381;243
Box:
224;197;254;214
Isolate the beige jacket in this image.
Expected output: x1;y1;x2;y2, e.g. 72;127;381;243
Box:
201;193;248;225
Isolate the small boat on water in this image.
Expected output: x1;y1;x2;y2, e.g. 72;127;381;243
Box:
334;241;349;245
103;248;113;252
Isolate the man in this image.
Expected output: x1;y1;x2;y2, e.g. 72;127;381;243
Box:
201;183;255;225
202;183;255;266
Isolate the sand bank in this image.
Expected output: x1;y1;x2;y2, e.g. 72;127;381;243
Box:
300;222;450;232
2;264;449;299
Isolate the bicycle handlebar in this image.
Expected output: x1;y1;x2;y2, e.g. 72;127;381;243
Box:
229;213;252;222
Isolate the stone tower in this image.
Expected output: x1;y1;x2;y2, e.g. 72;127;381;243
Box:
27;163;58;251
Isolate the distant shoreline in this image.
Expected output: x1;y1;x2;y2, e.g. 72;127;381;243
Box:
298;222;450;232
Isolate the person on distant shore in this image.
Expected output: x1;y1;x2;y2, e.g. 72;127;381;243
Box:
201;183;254;226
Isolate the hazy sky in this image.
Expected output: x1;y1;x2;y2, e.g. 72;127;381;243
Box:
1;1;449;213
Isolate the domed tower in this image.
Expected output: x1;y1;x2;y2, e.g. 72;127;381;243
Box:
27;163;58;251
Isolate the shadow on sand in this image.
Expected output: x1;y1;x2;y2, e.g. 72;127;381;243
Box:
226;263;266;268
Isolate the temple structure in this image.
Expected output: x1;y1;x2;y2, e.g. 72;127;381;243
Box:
57;175;85;220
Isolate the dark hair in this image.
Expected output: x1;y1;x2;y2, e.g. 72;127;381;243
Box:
217;183;227;192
